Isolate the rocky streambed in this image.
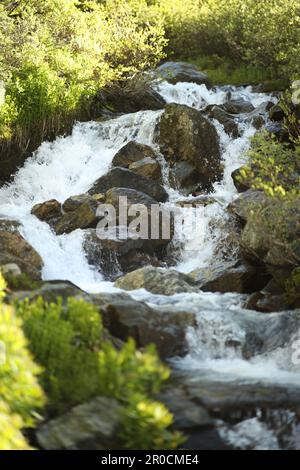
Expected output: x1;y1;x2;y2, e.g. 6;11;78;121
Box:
1;62;300;449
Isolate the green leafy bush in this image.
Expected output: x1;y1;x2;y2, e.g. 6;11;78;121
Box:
15;296;183;449
0;274;44;450
119;395;184;450
240;131;300;198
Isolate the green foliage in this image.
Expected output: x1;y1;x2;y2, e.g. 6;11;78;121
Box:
286;267;300;301
0;0;166;148
4;272;41;291
241;131;300;198
16;296;182;449
0;274;44;450
155;0;300;80
119;395;184;450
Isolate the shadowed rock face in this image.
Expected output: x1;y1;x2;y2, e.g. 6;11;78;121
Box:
88;167;168;202
158;103;222;191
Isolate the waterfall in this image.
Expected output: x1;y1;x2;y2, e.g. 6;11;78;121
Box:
1;80;300;449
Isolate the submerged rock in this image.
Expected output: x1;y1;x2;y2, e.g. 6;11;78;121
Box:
115;266;198;295
36;397;121;450
0;229;43;280
112;141;157;168
156;61;212;88
88;167;168;202
158;103;222;190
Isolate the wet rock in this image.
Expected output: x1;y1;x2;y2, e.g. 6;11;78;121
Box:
112;141;157;168
129;157;162;181
158;104;222;190
170;162;201;194
96;295;196;358
269;104;285;122
62;194;105;213
100;84;165;113
54;195;104;235
244;292;290;313
0;229;43;280
176;194;218;208
0;219;20;232
190;261;270;294
175;370;300;418
223;99;255;114
115;266;198;295
88;167;168;203
31;199;62;226
36;397;121;450
205;105;239;137
156;62;212;88
228;190;269;224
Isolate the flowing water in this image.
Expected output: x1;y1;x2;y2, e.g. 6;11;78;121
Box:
1;81;300;449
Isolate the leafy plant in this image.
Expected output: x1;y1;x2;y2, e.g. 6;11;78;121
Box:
15;296;183;449
0;274;44;450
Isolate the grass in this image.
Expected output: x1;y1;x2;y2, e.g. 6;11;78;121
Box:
184;55;288;90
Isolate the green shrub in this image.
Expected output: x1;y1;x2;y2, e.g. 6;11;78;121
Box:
0;274;44;450
240;130;300;198
119;395;184;450
16;296;183;449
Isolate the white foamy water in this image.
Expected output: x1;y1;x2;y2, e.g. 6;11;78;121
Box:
1;80;299;448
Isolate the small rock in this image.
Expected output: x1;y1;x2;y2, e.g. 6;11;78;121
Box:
129;157;162;181
223;99;255;114
115;266;198;295
0;263;22;277
31;199;62;226
205;105;239;137
62;194;105;213
112;141;157;168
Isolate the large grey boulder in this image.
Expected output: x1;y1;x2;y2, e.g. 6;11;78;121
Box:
157;104;222;191
156;62;212;88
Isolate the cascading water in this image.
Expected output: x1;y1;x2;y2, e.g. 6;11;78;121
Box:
1;80;300;449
